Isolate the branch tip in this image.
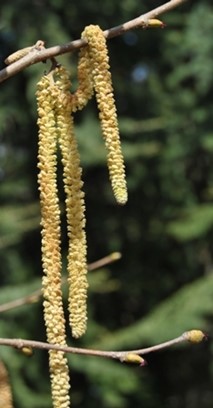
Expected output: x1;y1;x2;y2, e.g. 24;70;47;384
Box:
183;330;207;344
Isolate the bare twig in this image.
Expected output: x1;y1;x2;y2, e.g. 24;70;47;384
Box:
0;330;205;363
0;291;40;313
0;0;188;83
87;252;121;271
0;252;121;313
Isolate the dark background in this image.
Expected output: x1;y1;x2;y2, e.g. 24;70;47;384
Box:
0;0;213;407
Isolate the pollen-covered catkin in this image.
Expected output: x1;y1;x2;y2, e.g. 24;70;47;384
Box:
0;360;13;408
72;46;94;112
82;25;128;205
53;66;88;338
36;74;70;408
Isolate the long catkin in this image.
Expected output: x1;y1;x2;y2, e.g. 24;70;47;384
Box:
36;74;70;408
82;25;128;205
53;66;88;338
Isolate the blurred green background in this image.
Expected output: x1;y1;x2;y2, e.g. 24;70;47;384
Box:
0;0;213;407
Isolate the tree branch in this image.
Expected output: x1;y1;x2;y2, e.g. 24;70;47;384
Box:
0;252;121;313
0;330;206;364
0;0;188;83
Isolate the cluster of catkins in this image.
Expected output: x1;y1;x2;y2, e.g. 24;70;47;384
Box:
36;25;127;408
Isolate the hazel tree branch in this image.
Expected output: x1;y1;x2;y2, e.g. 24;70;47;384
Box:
0;330;206;364
0;252;121;313
0;0;188;83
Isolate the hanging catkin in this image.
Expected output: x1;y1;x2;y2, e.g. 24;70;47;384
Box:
53;65;88;338
35;21;129;405
36;74;70;408
82;25;128;205
0;360;13;408
72;46;94;111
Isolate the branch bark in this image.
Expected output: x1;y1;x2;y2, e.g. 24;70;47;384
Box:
0;331;195;363
0;0;188;83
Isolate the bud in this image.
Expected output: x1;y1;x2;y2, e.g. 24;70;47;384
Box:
110;252;122;261
147;19;165;28
184;329;207;343
121;353;147;366
20;346;34;356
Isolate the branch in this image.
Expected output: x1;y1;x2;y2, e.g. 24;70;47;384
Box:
0;0;188;83
0;330;206;364
0;252;121;313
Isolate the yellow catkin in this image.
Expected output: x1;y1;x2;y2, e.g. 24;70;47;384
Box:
36;74;70;408
82;25;128;205
53;66;88;338
0;360;13;408
5;40;45;65
72;46;94;112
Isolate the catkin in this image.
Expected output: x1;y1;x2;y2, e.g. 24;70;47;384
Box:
82;25;128;205
36;74;70;408
53;66;88;338
0;361;13;408
72;46;94;111
5;40;44;65
35;22;127;404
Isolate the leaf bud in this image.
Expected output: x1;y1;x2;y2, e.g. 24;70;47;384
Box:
184;329;207;343
147;19;166;28
20;346;34;356
121;353;147;366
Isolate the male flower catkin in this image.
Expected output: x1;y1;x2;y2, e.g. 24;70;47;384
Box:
36;74;70;408
72;46;94;112
53;65;88;338
82;25;128;205
0;360;13;408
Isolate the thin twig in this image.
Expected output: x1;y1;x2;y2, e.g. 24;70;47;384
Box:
0;291;40;313
0;331;202;363
88;252;121;271
0;252;121;313
0;0;188;83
